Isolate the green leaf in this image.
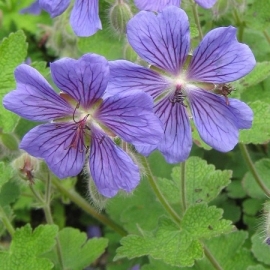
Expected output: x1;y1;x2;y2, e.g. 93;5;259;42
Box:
141;257;181;270
251;232;270;265
242;159;270;199
45;227;108;270
106;178;167;233
242;198;264;216
0;162;13;191
241;77;270;105
0;0;51;34
0;180;20;207
159;157;231;208
248;266;268;270
201;231;256;269
226;179;247;199
239;101;270;144
115;218;204;267
247;0;270;30
210;194;241;223
0;224;58;270
115;204;232;267
0;30;28;133
233;62;270;92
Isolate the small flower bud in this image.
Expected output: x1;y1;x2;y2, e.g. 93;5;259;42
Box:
109;1;133;36
230;0;246;13
212;0;229;20
12;153;39;184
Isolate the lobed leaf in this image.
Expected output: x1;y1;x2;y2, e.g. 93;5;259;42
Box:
242;159;270;199
45;227;108;270
239;101;270;144
0;224;58;270
115;204;232;267
0;30;28;133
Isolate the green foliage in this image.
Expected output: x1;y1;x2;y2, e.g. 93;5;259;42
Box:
45;227;108;270
0;162;13;191
243;198;264;216
201;231;256;269
106;178;167;233
0;0;50;34
226;179;247;199
251;232;270;266
239;101;270;144
0;1;270;269
247;0;270;30
242;159;270;199
115;204;232;267
234;62;270;92
159;157;231;207
0;30;27;133
0;180;20;207
0;224;58;270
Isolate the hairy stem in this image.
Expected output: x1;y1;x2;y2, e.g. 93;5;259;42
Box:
204;245;223;270
180;161;187;212
239;143;270;197
0;205;15;236
191;2;203;40
233;9;244;42
29;175;65;269
263;31;270;45
142;157;181;223
51;177;127;236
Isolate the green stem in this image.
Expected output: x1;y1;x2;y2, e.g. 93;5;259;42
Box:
239;143;270;197
142;157;181;224
0;205;15;236
191;2;203;40
29;175;65;269
180;162;187;212
51;177;127;236
44;172;65;270
263;31;270;45
29;185;45;204
204;245;223;270
233;9;244;42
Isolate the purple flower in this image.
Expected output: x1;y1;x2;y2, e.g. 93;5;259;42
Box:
38;0;101;36
134;0;217;11
20;0;42;15
107;7;255;163
3;54;163;197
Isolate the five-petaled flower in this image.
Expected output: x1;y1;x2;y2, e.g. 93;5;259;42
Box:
107;7;256;163
22;0;101;37
134;0;218;11
3;54;163;197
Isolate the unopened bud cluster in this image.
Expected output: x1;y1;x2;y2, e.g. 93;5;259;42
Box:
12;153;39;184
109;1;133;36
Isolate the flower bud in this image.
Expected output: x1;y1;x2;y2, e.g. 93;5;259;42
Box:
46;16;78;57
109;1;133;36
230;0;246;13
12;153;39;184
212;0;229;20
